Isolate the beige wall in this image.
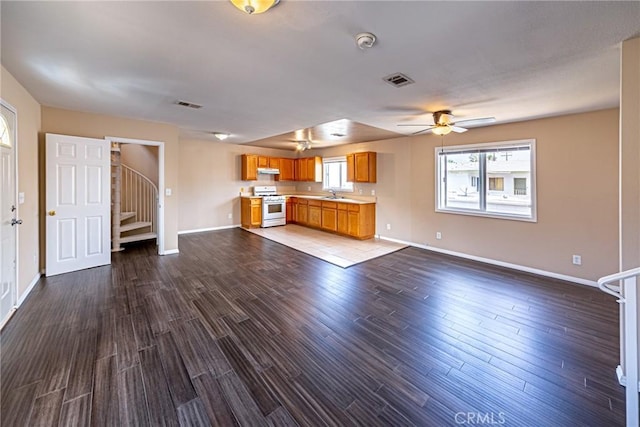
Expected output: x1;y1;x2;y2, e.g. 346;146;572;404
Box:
1;66;42;299
41;107;180;251
178;139;295;231
177;109;618;281
620;37;640;271
312;109;619;282
121;143;159;187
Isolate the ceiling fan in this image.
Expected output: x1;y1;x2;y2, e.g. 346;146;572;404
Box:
398;110;496;136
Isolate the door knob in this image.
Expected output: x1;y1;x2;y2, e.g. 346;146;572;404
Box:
48;210;56;216
11;218;22;226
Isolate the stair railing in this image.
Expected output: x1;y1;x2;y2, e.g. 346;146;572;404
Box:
121;164;158;237
598;266;640;427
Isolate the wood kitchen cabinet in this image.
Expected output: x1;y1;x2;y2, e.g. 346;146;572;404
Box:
337;203;349;234
346;151;377;183
258;156;269;168
241;154;258;181
308;200;322;228
241;197;262;228
296;198;308;224
269;157;280;169
346;203;376;239
286;197;296;223
296;157;322;182
276;158;295;181
321;201;338;231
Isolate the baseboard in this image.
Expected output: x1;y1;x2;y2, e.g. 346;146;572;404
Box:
17;273;42;306
0;308;17;330
162;249;180;255
377;235;598;287
178;224;241;235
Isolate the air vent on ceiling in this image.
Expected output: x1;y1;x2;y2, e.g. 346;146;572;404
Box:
174;100;203;109
383;73;414;88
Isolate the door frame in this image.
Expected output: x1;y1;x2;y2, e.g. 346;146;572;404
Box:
105;136;166;255
0;98;18;329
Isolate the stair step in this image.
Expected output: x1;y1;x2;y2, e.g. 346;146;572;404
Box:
119;221;151;233
120;212;136;222
120;232;157;244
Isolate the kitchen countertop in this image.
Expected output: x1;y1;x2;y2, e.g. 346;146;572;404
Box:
240;194;375;204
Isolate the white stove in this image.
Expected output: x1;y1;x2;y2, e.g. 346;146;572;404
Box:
253;186;286;227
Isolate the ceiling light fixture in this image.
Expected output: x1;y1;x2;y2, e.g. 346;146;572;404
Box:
296;140;312;151
213;132;230;140
230;0;279;15
432;126;453;136
355;32;377;49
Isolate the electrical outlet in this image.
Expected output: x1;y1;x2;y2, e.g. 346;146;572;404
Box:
436;232;442;240
572;255;582;265
358;189;363;195
307;186;311;191
227;213;233;219
371;189;376;196
386;223;391;230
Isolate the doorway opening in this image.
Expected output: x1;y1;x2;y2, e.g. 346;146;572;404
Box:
106;136;165;255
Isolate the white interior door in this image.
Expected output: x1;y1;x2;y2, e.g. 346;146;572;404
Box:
46;134;110;276
1;101;17;325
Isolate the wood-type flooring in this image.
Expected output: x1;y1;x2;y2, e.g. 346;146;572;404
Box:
0;228;625;426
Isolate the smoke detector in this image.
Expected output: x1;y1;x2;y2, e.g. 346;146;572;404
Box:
355;32;376;49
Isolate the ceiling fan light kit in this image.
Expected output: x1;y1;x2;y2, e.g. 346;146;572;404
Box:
230;0;279;15
213;132;230;141
398;110;496;136
296;140;312;151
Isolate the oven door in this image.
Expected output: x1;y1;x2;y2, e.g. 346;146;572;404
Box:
262;201;286;227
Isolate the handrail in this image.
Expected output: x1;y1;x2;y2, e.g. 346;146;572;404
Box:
597;266;640;427
121;164;158;234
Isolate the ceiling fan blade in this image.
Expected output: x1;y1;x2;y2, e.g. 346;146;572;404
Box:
452;117;496;127
397;124;434;127
450;126;468;133
412;128;434;135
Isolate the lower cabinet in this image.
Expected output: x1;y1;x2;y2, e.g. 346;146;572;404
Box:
308;200;322;228
286;198;295;223
297;198;308;225
290;198;375;239
321;201;338;232
241;197;262;228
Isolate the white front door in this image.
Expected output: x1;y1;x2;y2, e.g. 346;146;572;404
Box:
46;134;110;276
0;101;17;326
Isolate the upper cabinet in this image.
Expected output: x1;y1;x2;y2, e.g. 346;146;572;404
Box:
241;154;258;181
276;158;295;181
347;152;377;183
258;156;269;168
296;157;322;182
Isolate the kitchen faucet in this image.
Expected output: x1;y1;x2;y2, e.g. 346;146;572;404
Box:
329;189;337;199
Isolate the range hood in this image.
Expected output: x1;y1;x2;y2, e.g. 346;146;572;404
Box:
257;167;280;175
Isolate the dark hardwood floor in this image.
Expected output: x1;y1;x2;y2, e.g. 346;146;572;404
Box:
1;228;625;426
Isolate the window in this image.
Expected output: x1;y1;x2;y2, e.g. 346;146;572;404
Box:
0;115;10;147
323;157;353;191
489;177;504;191
436;139;536;221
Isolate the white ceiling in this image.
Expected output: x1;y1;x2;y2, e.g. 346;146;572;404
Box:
2;1;639;148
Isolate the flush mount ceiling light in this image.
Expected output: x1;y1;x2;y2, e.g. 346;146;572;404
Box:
230;0;280;14
213;132;230;140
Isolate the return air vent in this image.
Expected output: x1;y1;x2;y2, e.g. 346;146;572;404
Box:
174;100;203;109
383;73;414;88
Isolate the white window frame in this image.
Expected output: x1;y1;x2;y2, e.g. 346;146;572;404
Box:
322;156;354;192
435;139;537;222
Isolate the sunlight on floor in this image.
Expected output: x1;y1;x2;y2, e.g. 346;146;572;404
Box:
245;224;407;268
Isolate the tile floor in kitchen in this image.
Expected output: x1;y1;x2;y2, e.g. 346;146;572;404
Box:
245;224;407;268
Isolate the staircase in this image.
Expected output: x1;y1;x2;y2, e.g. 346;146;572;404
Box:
111;143;158;251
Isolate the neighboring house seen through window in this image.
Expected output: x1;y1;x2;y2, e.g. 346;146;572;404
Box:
436;139;536;221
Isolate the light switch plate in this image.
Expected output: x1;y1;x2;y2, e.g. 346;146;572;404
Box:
18;192;25;204
165;188;172;196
